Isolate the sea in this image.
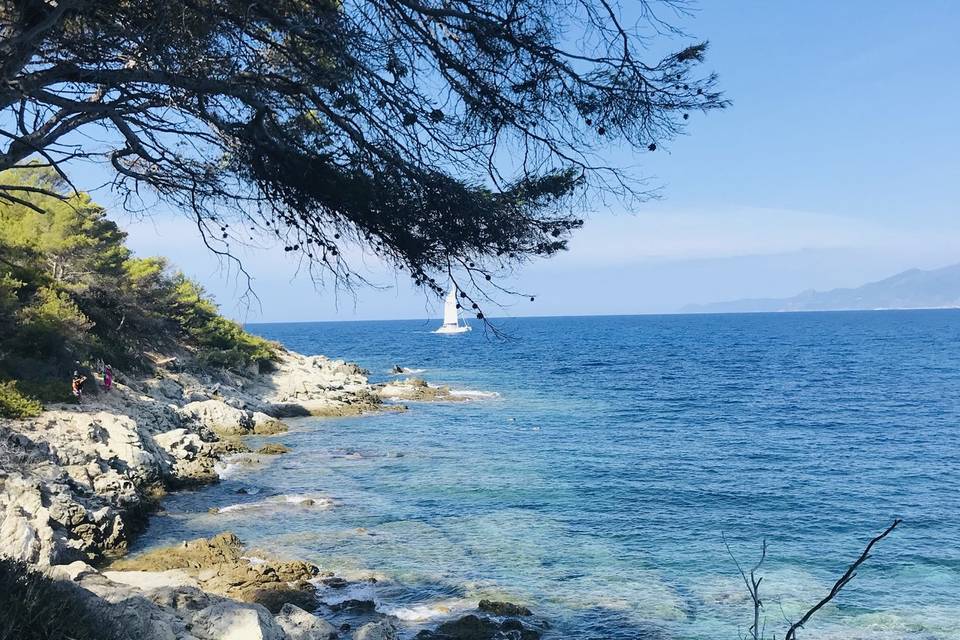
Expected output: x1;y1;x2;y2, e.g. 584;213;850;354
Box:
133;311;960;639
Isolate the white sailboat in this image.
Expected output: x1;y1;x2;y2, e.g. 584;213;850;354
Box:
435;286;472;334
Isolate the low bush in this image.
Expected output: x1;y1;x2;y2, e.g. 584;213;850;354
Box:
0;558;118;640
15;379;73;404
0;380;42;419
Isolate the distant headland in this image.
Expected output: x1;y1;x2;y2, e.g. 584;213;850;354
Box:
683;263;960;314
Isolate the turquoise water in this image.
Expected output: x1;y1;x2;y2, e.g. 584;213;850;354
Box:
136;311;960;639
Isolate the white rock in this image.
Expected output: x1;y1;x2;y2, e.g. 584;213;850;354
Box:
0;504;39;562
178;400;254;435
102;569;200;590
191;602;286;640
45;560;98;582
275;603;338;640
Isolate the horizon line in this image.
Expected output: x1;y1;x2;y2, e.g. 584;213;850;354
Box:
243;306;960;326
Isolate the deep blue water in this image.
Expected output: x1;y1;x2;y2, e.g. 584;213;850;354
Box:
136;311;960;639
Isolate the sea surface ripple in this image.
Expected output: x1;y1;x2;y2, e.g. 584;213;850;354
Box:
134;311;960;639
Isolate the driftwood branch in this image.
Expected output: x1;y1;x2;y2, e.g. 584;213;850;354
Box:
783;519;901;640
724;534;767;640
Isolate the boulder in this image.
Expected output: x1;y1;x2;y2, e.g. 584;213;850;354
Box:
354;619;398;640
252;413;287;435
243;582;318;614
428;614;541;640
178;400;255;435
191;601;286;640
328;598;376;613
477;599;532;617
275;603;338;640
256;443;291;455
153;428;220;484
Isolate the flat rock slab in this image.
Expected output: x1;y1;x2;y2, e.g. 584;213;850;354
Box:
102;569;200;590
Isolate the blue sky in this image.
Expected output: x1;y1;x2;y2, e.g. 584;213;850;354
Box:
113;1;960;322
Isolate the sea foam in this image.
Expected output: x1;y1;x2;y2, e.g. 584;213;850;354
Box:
448;388;501;399
216;494;335;514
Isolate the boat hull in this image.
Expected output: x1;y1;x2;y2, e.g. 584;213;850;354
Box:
434;324;472;334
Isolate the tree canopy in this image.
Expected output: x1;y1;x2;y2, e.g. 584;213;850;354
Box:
0;0;725;308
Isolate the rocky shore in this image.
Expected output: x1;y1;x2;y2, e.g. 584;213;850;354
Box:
0;349;542;640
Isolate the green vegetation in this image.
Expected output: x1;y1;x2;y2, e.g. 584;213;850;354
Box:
0;165;277;417
0;558;118;640
0;381;43;419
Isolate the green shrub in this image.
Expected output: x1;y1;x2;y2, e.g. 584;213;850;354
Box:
0;558;119;640
16;378;72;404
1;167;278;377
0;380;42;418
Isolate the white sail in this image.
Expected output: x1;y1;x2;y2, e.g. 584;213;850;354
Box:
435;285;472;334
443;287;459;326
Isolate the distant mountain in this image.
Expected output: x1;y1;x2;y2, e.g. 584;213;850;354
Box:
682;263;960;313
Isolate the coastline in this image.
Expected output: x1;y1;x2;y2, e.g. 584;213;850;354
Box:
0;348;537;640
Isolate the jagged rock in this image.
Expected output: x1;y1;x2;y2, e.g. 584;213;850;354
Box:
376;378;461;402
477;599;532;617
354;619;399;640
256;443;291;455
275;603;338;640
54;568;200;640
321;576;348;589
0;475;61;565
178;400;256;435
110;532;321;615
252;415;288;435
329;598;376;612
0;349;435;636
153;428;221;484
143;377;186;402
243;582;317;614
177;401;287;436
147;584;214;613
435;615;499;640
111;532;245;571
426;614;541;640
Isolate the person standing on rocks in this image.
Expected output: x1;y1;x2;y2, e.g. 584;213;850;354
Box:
103;365;113;392
71;371;87;403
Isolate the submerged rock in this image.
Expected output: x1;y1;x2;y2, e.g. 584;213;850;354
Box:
376;378;462;402
477;599;533;617
354;619;399;640
329;598;377;612
321;576;349;589
241;579;317;613
257;443;291;455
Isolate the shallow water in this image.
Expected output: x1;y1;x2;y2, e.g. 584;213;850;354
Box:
135;311;960;639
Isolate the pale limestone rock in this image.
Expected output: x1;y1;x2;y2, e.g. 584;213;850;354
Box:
0;348;387;568
191;602;286;640
45;560;99;582
102;569;200;591
178;400;255;435
275;603;338;640
0;503;40;562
